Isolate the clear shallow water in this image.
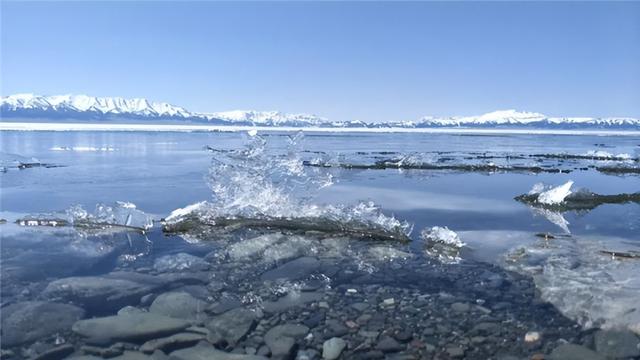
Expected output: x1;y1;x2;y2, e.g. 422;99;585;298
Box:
1;130;639;358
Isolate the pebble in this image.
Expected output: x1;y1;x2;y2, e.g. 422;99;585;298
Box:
524;331;541;343
322;337;346;360
382;298;395;306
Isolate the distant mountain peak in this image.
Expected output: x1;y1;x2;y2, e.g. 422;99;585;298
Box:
1;93;639;129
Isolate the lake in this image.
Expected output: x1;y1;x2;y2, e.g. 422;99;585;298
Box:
1;130;639;359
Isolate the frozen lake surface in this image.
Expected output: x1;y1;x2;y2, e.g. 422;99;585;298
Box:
1;130;639;359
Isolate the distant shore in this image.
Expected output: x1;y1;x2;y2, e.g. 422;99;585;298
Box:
1;121;640;136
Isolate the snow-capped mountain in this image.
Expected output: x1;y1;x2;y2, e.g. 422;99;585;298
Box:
413;109;639;129
2;94;639;129
1;94;193;119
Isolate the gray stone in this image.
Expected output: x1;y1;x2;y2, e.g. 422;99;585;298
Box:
351;302;369;312
33;344;75;360
322;337;346;360
72;313;189;342
264;324;310;359
118;306;146;316
169;342;268;360
446;347;465;358
112;351;155;360
42;275;155;313
450;302;470;313
262;291;323;314
208;296;243;315
206;308;256;346
376;336;403;353
1;301;85;347
140;332;205;353
261;257;320;281
594;329;640;358
549;344;605;360
150;292;207;322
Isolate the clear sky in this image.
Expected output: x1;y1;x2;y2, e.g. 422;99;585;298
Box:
2;1;639;122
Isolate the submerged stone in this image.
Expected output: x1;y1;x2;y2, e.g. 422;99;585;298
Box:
594;329;640;358
206;308;256;346
149;292;207;322
139;332;205;353
549;344;605;360
322;337;346;360
169;342;268;360
264;324;309;359
72;313;189;342
1;301;85;347
260;257;321;281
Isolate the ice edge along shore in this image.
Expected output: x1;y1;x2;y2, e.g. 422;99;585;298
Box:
2;122;640;136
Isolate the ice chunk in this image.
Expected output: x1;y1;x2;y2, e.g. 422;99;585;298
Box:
66;202;154;230
421;226;465;248
164;201;210;223
536;181;573;205
421;226;465;263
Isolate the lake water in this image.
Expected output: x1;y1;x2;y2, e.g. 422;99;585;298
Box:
1;130;639;359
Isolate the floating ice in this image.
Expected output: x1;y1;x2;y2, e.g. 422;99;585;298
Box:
66;202;154;230
50;146;116;152
531;181;574;205
421;226;465;263
584;150;632;160
422;226;465;248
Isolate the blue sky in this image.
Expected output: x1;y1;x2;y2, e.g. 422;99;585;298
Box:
2;1;639;122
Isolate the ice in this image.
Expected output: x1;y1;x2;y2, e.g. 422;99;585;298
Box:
164;201;210;223
584;150;633;160
153;252;209;272
503;234;640;334
167;132;411;238
533;181;574;205
50;146;116;152
66;202;154;230
421;226;465;263
422;226;465;248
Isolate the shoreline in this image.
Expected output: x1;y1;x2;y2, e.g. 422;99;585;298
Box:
2;121;640;136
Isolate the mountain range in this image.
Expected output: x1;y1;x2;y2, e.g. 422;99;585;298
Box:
2;94;639;129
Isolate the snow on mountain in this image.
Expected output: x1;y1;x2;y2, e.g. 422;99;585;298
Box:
206;110;328;126
2;94;193;119
415;109;639;129
2;94;639;129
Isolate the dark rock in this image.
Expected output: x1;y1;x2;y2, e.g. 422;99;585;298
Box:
549;344;605;360
139;332;205;353
206;308;256;346
261;257;320;281
375;336;403;353
1;301;85;347
33;344;75;360
169;342;267;359
207;296;243;315
262;291;323;314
